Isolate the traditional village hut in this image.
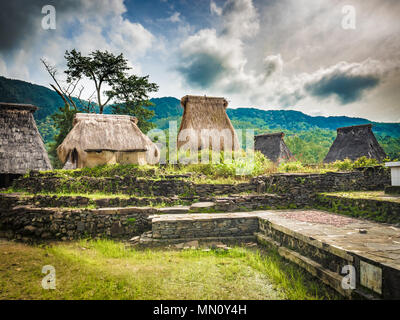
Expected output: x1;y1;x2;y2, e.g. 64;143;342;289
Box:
323;124;386;163
57;113;160;169
177;95;240;152
254;132;293;163
0;103;52;187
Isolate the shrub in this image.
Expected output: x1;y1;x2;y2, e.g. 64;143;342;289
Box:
278;161;305;173
331;158;353;171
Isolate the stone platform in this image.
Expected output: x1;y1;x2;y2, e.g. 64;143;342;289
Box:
144;210;400;299
256;210;400;299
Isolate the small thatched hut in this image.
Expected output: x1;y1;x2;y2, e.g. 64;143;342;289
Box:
254;132;293;163
177;95;240;152
323;124;386;163
57;113;160;169
0;103;52;187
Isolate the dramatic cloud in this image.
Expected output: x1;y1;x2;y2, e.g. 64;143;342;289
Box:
274;60;385;107
176;0;264;94
263;54;283;78
305;73;380;104
1;0;400;121
0;0;155;97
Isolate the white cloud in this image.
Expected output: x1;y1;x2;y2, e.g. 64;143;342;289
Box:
167;12;181;23
210;1;222;16
0;0;156;104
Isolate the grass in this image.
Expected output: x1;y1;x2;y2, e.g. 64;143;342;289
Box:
0;190;132;200
0;239;339;300
321;191;400;203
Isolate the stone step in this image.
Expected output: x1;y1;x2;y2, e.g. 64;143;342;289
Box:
150;212;260;240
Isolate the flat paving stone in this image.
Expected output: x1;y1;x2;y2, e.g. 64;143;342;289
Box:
257;210;400;270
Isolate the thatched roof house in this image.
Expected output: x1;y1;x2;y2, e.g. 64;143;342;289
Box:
0;103;52;186
324;124;386;163
57;113;160;169
177;95;240;152
254;132;293;163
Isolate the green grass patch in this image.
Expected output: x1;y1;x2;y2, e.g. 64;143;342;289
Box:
321;191;400;204
0;239;339;300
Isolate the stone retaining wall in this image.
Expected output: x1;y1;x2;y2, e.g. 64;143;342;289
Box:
0;206;151;241
315;193;400;224
255;167;390;195
0;193;188;209
11;167;389;198
151;213;259;240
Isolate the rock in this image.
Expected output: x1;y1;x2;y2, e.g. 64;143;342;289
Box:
359;229;368;234
158;206;190;214
23;225;36;233
189;202;215;211
129;236;140;242
207;241;225;249
185;240;199;248
175;243;185;249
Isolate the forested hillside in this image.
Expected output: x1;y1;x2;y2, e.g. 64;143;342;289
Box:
1;76;399;162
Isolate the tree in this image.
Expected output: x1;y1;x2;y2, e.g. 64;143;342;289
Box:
108;74;159;133
41;49;159;166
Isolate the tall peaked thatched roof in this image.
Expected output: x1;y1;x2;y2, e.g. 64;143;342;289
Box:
0;102;52;174
57;113;159;165
324;124;386;163
178;95;239;151
254;132;293;163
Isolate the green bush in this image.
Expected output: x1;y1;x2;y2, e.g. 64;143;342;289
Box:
278;161;305;173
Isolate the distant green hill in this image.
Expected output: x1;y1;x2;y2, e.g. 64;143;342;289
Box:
0;76;399;162
0;76;65;120
148;96;400;138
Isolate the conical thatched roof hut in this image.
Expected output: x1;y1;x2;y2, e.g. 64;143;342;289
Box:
57;113;160;169
177;95;240;152
323;124;386;163
0;103;52;186
254;132;293;163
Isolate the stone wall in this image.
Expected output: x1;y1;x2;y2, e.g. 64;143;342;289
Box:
0;193;189;209
254;167;390;196
11;167;389;198
315;193;400;224
0;206;151;241
151;213;259;240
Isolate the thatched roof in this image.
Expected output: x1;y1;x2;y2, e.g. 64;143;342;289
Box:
324;124;386;163
57;113;159;164
254;132;293;163
0;102;52;174
178;95;239;151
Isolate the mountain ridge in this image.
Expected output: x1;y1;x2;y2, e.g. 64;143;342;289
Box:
1;76;399;137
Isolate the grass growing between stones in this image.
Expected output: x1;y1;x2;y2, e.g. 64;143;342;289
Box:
0;190;132;200
0;239;339;300
321;191;400;203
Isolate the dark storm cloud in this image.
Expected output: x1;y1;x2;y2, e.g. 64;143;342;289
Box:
304;72;381;105
177;52;227;89
0;0;82;52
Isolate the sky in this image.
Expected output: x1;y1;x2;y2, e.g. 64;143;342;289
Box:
0;0;399;122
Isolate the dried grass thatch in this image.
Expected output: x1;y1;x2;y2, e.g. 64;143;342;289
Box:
177;95;239;152
324;124;386;163
0;102;52;174
57;113;160;168
254;132;293;163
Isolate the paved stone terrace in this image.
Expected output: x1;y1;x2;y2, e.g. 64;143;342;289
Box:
147;209;400;298
257;210;400;269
